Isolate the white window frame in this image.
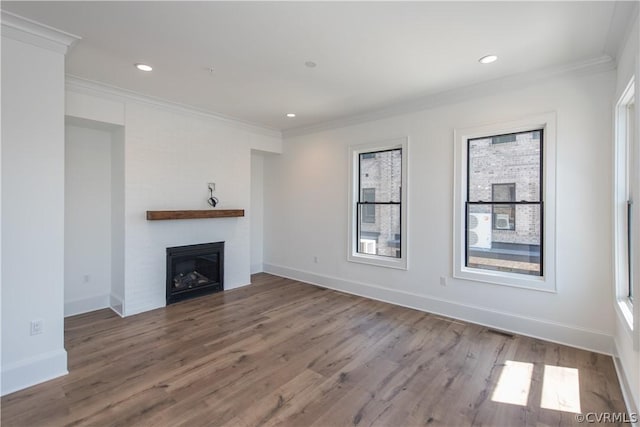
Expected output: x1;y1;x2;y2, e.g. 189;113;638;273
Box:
614;77;636;332
348;137;408;270
453;113;557;291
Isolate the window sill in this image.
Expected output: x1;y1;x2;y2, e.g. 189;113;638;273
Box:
454;267;556;293
348;253;407;270
617;298;634;331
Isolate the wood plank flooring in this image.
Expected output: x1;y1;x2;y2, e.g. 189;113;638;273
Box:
1;273;628;426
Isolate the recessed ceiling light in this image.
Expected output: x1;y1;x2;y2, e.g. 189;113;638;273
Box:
305;61;317;68
286;113;296;118
479;55;498;64
135;63;153;72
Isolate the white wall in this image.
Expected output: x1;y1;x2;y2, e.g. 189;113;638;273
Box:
1;35;69;395
65;82;282;317
124;103;257;315
264;68;616;354
613;12;640;413
65;88;127;316
251;151;265;274
111;127;125;315
64;125;112;316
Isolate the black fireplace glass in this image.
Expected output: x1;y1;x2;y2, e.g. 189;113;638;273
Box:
166;242;224;304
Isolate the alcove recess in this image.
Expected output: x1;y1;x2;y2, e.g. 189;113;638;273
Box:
146;210;245;220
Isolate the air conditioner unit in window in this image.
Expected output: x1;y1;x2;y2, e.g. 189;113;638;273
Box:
359;239;376;255
495;213;511;230
468;213;492;249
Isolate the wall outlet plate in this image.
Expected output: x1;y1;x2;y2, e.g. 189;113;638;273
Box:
30;319;43;335
207;182;215;191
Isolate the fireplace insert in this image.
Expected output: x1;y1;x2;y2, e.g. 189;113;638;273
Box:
166;242;224;304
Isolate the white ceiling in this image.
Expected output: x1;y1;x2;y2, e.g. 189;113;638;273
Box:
2;1;633;132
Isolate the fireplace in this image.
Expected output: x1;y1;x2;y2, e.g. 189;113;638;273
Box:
166;242;224;304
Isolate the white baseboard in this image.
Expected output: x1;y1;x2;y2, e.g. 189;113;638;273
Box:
124;301;164;317
122;281;252;317
1;348;68;396
224;281;251;291
64;294;110;317
110;293;124;317
613;350;640;423
263;263;614;355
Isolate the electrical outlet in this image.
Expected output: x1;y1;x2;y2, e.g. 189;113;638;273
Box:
313;256;319;263
439;276;447;287
30;319;43;335
207;182;216;192
83;274;90;283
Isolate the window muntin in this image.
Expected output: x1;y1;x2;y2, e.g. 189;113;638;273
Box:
357;149;402;259
466;130;543;277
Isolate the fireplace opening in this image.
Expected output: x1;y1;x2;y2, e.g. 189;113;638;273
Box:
166;242;224;304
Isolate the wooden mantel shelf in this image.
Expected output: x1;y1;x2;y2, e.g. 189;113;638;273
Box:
146;209;245;220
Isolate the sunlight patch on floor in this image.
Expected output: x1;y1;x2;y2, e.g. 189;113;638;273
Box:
541;365;581;413
491;360;534;406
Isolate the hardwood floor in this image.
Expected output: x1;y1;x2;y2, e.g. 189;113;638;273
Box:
1;273;628;426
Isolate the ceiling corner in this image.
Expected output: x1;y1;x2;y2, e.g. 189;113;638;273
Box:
603;1;639;61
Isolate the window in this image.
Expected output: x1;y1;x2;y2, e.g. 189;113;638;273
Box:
614;78;635;328
349;138;408;269
467;131;542;276
492;134;517;145
492;183;516;231
362;188;376;223
629;100;635;303
627;101;635;303
358;151;400;258
454;114;556;291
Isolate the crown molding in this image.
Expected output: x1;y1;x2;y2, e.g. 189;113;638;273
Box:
1;10;80;55
65;53;614;141
65;75;282;139
283;55;616;139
